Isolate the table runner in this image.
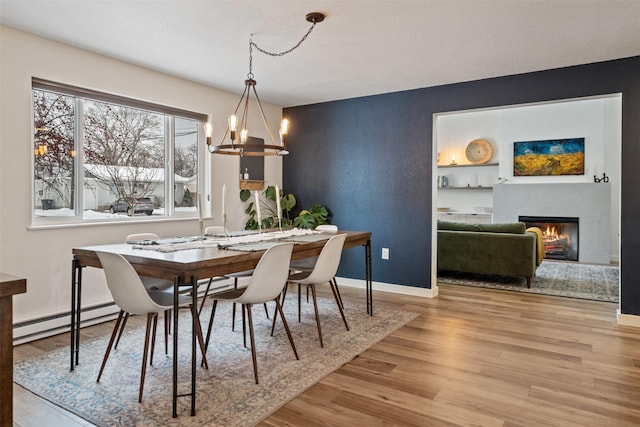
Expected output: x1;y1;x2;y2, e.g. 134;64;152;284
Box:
131;228;330;253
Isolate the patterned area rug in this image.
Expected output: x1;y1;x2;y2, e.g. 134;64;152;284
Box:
14;296;419;426
438;261;619;302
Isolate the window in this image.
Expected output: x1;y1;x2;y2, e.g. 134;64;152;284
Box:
32;78;205;223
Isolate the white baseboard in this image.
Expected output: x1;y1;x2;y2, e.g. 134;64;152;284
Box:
336;277;438;298
617;309;640;327
13;303;120;345
12;279;232;345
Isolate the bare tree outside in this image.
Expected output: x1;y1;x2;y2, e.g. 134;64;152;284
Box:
33;90;76;208
83;102;164;215
33;84;200;219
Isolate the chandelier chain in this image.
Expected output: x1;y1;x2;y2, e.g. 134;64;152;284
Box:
248;21;318;78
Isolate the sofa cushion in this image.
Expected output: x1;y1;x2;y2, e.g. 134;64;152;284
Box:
437;221;526;234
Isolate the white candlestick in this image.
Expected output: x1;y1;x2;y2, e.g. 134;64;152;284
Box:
221;184;226;219
254;191;261;226
275;184;282;224
198;194;204;238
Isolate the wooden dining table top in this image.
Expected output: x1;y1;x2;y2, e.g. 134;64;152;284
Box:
72;230;371;281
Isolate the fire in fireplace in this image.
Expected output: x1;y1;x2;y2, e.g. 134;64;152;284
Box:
519;216;579;261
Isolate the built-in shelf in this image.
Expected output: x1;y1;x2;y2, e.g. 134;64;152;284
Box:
440;186;493;190
239;180;264;190
437;162;499;169
437;212;492;224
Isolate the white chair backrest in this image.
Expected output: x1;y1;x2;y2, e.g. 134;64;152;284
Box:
316;224;338;233
236;243;294;305
205;226;225;235
299;234;347;285
126;233;159;241
96;251;170;315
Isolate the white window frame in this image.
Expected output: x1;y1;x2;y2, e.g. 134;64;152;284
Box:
31;78;207;227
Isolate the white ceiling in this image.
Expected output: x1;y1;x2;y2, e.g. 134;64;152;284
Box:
2;1;640;107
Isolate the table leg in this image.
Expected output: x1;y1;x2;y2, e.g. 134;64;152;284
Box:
190;274;197;416
70;260;76;372
70;259;83;371
172;275;179;418
366;239;373;316
75;262;82;365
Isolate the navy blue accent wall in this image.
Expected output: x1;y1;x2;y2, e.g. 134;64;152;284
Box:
283;56;640;315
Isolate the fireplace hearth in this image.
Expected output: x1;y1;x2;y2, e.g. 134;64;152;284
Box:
520;216;579;261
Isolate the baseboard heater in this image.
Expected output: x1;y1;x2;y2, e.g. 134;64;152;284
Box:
12;278;233;345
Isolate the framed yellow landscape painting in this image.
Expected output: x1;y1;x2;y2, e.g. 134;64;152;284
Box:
513;138;585;176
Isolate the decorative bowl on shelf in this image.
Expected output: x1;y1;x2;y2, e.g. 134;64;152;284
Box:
465;139;493;164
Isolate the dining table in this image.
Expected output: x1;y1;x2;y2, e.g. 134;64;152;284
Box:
70;228;372;418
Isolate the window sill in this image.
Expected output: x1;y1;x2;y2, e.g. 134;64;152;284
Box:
28;215;205;231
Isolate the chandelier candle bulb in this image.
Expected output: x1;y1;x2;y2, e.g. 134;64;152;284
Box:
228;115;238;141
279;119;289;145
204;121;213;146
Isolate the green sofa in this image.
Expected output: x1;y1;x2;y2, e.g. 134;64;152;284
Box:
437;221;540;287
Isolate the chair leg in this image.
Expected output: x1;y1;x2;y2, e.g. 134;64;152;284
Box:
330;280;349;331
272;285;288;336
273;297;299;360
204;300;218;354
309;285;324;348
190;304;209;369
97;310;125;383
139;313;154;402
198;277;215;315
150;313;158;365
263;302;270;319
232;303;238;331
231;277;239;331
245;304;259;384
297;283;302;322
164;310;169;355
281;282;289;304
114;312;129;350
242;304;247;348
332;277;345;309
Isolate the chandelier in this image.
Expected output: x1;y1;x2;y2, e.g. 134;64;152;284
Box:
207;12;325;156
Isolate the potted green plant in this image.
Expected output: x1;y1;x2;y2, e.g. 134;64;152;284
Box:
240;186;329;230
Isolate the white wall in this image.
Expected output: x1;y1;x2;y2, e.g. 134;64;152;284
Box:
0;26;283;327
434;95;621;262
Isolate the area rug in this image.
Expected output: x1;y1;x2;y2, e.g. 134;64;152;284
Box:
438;261;619;302
14;296;419;426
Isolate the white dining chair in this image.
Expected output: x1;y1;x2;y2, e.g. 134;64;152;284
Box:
283;233;349;348
202;226;269;329
95;251;209;402
126;233;173;292
121;233;175;355
202;242;298;384
125;233;210;351
288;224;344;308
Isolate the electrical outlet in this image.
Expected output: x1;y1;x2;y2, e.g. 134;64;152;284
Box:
381;247;389;260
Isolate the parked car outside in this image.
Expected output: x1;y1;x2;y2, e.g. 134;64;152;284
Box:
109;197;154;216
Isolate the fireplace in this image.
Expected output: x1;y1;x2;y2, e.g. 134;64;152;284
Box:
519;216;579;261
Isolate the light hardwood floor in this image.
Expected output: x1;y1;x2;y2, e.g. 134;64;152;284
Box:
13;283;640;426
